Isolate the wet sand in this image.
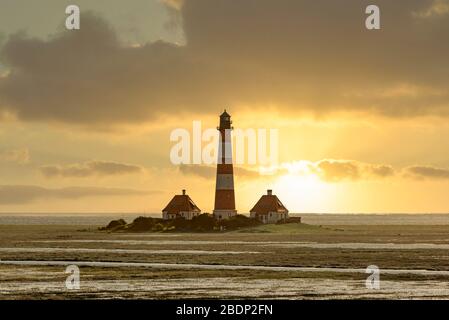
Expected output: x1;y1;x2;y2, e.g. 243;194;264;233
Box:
3;259;449;276
2;219;449;299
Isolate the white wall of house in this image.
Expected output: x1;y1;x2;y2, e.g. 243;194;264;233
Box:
162;212;177;220
163;211;200;220
213;210;237;220
251;211;288;224
179;211;200;220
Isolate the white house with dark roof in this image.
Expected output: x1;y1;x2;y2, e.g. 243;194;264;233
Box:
162;189;201;220
250;190;289;224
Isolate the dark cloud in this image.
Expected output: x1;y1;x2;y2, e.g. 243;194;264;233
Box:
40;161;143;178
368;164;396;178
0;1;449;125
404;165;449;179
0;185;153;205
179;160;395;182
179;160;449;182
313;160;395;182
315;160;361;182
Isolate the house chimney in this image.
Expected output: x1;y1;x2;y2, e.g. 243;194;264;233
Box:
267;189;272;195
182;189;186;195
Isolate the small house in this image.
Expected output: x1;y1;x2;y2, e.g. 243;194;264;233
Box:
162;189;201;220
250;190;289;224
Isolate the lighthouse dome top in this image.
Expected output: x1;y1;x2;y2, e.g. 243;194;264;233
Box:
220;109;231;118
218;109;232;129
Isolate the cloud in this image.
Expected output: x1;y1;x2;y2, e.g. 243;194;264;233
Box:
264;159;395;182
413;0;449;18
368;164;396;178
314;160;361;182
0;1;448;125
179;164;261;179
178;160;449;183
179;164;214;179
0;148;30;164
309;160;395;182
404;165;449;180
179;160;396;182
0;185;152;205
40;160;143;178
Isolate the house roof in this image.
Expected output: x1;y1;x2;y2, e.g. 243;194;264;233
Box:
250;194;288;215
162;194;201;214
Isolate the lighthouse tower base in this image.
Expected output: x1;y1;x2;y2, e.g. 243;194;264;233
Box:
213;210;237;220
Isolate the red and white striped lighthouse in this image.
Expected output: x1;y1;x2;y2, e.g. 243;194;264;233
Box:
213;110;237;220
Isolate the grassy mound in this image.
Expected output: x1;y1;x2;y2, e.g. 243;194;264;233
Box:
100;214;265;233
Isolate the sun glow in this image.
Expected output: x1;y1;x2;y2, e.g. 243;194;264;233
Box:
274;172;331;213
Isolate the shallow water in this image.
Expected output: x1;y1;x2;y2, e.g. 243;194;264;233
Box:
29;239;309;245
2;213;449;226
300;213;449;225
261;242;449;250
0;247;261;255
2;260;449;276
29;239;449;250
0;215;136;225
1;276;449;299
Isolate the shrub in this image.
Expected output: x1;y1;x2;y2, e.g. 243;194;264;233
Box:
191;213;216;231
100;218;127;231
127;216;156;232
153;223;164;232
220;214;261;230
171;217;190;231
285;217;302;224
101;213;265;233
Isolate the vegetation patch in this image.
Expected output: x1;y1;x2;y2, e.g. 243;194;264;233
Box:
100;214;302;233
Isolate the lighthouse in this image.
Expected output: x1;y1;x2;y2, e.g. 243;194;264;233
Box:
213;110;237;220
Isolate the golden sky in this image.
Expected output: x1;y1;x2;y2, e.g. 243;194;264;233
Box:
0;0;449;213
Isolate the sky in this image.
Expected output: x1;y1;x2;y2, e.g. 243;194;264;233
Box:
0;0;449;214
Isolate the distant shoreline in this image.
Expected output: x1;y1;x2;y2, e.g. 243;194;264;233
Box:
1;213;449;226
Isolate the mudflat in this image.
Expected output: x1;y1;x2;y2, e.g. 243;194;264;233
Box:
1;220;449;299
